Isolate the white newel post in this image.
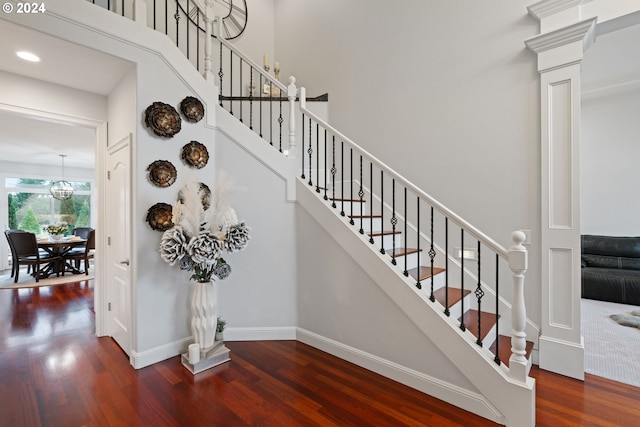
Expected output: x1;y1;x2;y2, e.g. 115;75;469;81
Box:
508;230;529;382
133;0;147;26
202;0;216;82
287;76;298;158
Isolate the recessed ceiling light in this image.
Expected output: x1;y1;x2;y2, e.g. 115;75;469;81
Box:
16;51;40;62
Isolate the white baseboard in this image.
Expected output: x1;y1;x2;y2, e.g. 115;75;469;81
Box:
131;336;192;369
224;326;297;341
296;328;504;424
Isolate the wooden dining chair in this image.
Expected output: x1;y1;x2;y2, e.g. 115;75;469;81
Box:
70;227;93;269
4;229;22;278
9;232;61;283
65;229;95;275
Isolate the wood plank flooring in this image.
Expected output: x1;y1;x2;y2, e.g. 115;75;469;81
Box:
1;279;639;426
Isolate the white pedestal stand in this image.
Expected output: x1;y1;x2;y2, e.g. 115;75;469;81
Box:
181;340;230;374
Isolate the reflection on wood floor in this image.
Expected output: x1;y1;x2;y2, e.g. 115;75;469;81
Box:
0;278;639;426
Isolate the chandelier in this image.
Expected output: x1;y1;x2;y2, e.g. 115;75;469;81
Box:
50;154;74;200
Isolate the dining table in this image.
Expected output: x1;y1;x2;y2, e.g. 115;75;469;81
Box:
37;235;87;277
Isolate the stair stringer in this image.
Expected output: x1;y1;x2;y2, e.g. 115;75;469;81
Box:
297;178;535;427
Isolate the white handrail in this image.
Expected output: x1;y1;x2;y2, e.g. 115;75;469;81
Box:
299;87;509;259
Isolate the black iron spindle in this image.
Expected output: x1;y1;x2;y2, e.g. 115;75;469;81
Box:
444;218;449;316
323;130;328;200
331;136;336;208
196;9;199;71
460;229;466;332
249;68;253;129
315;124;320;192
301;113;305;179
218;43;223;106
358;156;364;234
278;99;283;152
340;141;345;216
269;85;273;146
429;206;436;302
121;0;124;16
380;171;385;255
403;188;408;276
175;2;180;47
186;0;189;58
165;0;168;35
475;241;484;346
416;198;422;290
229;50;233;115
259;75;263;137
239;59;243;122
494;254;501;365
390;179;397;265
307;117;313;186
153;0;156;29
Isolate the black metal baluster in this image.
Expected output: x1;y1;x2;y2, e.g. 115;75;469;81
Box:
340;141;345;216
429;207;436;302
475;241;484;346
369;163;374;244
358;156;364;234
349;149;354;224
301;113;305;179
416;198;422;289
269;85;273;146
218;43;223;106
196;9;199;71
239;59;243;122
494;254;501;365
323;130;328;200
307;117;313;186
186;0;189;59
278;99;283;152
403;188;408;276
390;179;397;265
380;171;385;255
331;136;336;208
249;68;253;130
460;229;466;332
121;0;124;16
444;218;449;316
165;0;168;35
153;0;156;29
259;75;263;137
175;1;180;47
315;124;320;192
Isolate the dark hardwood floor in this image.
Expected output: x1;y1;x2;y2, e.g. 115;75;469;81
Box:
1;278;639;426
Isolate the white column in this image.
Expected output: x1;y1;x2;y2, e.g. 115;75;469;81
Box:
287;76;298;159
202;0;216;83
509;231;530;382
526;0;596;380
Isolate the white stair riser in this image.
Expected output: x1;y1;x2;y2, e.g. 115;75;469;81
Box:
336;201;366;217
390;251;421;271
351;217;382;231
370;233;402;249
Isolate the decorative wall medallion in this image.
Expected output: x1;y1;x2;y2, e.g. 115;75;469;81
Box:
180;96;205;123
178;182;211;211
181;141;209;169
146;202;174;231
147;160;177;187
144;102;182;137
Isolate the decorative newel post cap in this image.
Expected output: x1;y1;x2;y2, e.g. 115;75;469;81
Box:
512;230;526;246
289;76;296;85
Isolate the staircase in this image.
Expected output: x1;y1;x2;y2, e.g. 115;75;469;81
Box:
26;1;537;425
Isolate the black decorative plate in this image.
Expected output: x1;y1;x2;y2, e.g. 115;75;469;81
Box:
147;160;177;188
146;202;174;231
145;102;182;137
178;182;211;211
180;96;204;123
181;141;209;169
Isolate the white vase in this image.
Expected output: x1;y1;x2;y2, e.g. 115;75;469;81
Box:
50;234;63;241
191;281;218;350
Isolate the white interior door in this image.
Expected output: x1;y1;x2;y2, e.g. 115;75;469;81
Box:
106;135;132;356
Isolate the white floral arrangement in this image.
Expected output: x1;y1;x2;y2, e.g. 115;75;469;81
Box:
159;173;250;283
44;222;69;235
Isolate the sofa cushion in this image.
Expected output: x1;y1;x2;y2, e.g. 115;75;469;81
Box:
582;267;640;305
581;254;640;271
581;235;640;258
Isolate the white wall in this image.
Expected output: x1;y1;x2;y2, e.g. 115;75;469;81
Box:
581;88;640;236
273;0;542;324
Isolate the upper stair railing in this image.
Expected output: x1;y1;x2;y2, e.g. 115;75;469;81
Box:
87;0;532;384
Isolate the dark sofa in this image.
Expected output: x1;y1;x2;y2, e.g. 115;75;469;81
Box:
581;235;640;305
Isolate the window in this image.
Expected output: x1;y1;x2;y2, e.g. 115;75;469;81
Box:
6;177;92;236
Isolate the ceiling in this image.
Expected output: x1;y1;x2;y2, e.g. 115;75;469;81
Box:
0;18;133;169
0;16;638;170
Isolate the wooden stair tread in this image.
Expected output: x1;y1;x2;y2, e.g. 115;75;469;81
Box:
433;286;471;308
389;247;422;257
458;309;498;341
489;335;534;367
368;230;402;237
408;266;446;282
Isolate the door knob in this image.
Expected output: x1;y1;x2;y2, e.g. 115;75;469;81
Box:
119;259;130;266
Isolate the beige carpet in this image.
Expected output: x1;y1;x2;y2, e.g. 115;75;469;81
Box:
0;268;94;289
582;298;640;387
